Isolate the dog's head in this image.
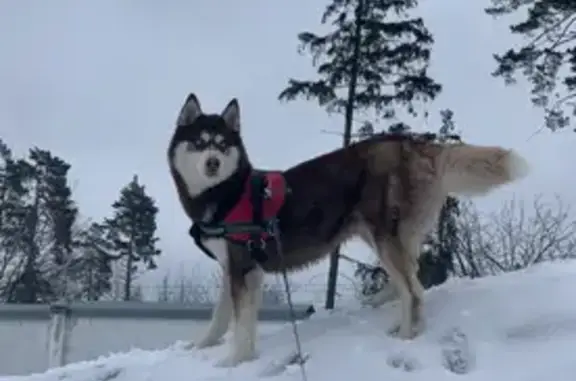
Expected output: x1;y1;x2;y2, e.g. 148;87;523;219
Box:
168;93;247;198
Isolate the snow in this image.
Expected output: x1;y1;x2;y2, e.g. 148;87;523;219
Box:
4;260;576;381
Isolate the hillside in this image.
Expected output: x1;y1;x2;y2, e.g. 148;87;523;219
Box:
4;260;576;381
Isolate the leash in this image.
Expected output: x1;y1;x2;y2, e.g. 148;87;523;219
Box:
270;218;309;381
338;253;387;276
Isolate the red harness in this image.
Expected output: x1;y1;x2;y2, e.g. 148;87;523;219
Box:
223;171;287;242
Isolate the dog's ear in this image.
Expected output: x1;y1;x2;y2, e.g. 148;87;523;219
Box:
177;93;203;126
221;98;240;132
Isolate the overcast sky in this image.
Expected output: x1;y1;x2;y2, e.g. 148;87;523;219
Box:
1;1;574;294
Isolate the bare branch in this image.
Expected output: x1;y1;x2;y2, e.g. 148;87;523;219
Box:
455;194;576;276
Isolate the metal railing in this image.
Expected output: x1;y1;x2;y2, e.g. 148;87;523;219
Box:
0;301;315;372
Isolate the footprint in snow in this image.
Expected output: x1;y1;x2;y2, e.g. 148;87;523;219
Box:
386;351;420;372
439;326;475;374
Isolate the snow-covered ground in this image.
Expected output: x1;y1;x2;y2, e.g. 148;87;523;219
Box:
4;260;576;381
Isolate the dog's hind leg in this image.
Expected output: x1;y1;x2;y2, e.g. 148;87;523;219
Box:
375;236;423;339
217;265;263;367
194;267;233;349
401;234;426;334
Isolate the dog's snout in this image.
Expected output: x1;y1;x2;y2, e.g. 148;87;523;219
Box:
205;156;221;175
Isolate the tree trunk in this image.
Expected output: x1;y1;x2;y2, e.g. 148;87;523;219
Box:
123;254;132;301
325;0;365;309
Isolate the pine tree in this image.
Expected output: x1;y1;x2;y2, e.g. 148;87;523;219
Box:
4;148;75;303
72;222;114;301
0;143;114;302
0;140;30;298
40;151;79;298
106;175;161;301
279;0;441;308
279;0;441;120
486;0;576;131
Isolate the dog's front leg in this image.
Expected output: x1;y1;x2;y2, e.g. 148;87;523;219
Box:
192;238;233;349
194;267;232;348
216;266;263;368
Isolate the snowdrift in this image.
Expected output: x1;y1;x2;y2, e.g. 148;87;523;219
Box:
4;260;576;381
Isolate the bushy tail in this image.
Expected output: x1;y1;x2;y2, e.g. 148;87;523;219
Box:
440;144;530;196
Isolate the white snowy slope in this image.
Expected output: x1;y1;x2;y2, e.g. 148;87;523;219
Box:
4;260;576;381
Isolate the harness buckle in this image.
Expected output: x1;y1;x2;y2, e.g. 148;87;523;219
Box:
266;219;278;235
247;238;266;251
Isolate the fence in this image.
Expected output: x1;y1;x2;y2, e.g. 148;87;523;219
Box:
0;301;315;376
138;275;364;305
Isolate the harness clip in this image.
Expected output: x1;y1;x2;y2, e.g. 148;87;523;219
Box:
266;219;279;236
247;238;266;251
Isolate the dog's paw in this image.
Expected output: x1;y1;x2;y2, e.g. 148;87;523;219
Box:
215;351;258;368
196;336;225;349
387;321;423;340
183;336;224;350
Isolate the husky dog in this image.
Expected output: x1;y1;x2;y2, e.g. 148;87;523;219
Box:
167;93;529;367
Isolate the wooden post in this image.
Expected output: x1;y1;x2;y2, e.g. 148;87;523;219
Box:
47;302;74;369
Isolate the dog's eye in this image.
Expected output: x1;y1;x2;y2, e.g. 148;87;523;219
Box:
214;142;229;155
187;139;205;151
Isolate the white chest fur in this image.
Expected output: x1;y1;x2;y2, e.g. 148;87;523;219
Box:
200;237;229;267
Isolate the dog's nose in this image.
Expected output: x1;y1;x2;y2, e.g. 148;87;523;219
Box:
205;156;221;175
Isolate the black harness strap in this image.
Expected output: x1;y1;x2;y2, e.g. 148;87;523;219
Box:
190;221;260;275
247;172;269;263
189;223;218;260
